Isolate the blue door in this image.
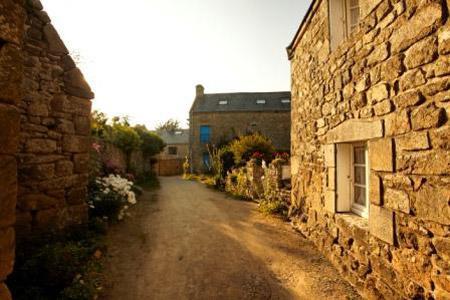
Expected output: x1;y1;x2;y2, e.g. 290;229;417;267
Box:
200;125;211;143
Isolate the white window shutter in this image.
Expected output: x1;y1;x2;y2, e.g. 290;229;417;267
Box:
336;143;352;212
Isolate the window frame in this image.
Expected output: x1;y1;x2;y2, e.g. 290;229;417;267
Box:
345;0;360;36
350;143;369;218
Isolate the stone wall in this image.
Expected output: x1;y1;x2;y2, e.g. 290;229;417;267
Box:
190;111;291;173
0;1;25;298
225;159;291;205
14;1;94;235
97;140;153;178
289;0;449;298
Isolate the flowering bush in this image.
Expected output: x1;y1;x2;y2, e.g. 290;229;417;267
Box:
273;152;290;161
88;174;137;221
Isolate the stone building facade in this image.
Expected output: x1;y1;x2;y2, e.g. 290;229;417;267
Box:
288;0;449;299
189;85;291;173
0;0;93;297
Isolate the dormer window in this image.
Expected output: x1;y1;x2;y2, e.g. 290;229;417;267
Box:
256;99;266;104
219;100;228;105
281;99;291;104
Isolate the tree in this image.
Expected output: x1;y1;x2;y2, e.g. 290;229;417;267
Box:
134;125;165;157
156;119;181;133
91;110;110;139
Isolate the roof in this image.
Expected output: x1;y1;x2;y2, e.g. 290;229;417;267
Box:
191;91;291;113
158;129;189;145
286;0;318;60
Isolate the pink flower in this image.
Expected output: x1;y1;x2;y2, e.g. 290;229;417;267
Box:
92;142;101;153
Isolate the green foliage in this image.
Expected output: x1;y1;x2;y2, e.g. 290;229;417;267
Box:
208;145;235;188
258;199;288;216
228;133;275;164
111;123;142;156
88;179;125;221
134;125;165;157
183;156;190;175
8;224;105;300
136;171;160;190
156;119;181;133
91;110;110;139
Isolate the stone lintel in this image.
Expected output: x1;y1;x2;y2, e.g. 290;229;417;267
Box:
326;119;383;144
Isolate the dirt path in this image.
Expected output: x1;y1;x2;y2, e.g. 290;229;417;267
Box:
101;177;360;300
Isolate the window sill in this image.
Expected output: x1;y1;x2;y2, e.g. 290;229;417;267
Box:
335;213;369;243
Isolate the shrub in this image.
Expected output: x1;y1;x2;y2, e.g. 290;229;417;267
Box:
134;125;165;157
229;133;275;165
208;145;235;188
258;199;288;216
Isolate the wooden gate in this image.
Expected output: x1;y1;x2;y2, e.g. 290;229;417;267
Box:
154;158;184;176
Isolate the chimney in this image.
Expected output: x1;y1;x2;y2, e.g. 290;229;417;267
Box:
196;84;204;98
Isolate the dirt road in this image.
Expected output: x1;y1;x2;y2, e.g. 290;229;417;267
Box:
102;177;360;300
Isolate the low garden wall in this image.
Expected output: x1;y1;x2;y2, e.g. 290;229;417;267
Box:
225;159;291;206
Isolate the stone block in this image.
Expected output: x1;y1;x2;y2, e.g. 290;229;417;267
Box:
397;149;450;175
25;139;57;154
399;69;426;91
373;100;393;116
404;36;438;69
324;144;335;167
0;44;23;105
23;163;55;180
326;119;383;144
43;24;68;54
393;90;424;109
327;167;336;190
420;77;450;96
0;156;16;228
396;132;430;151
384;188;410;214
390;2;444;53
367;42;389;66
385;110;411;136
18;193;62;211
433;237;450;262
35;208;59;228
74;116;90;135
0;227;14;281
411;103;446;131
56;119;75;134
367;83;389;104
0;0;25;44
74;153;89;173
0;104;19;155
414;178;450;225
324;190;336;213
63;135;91;153
380;54;404;82
27;101;49;117
64;68;94;99
56;160;74;176
369;205;394;245
430;126;450;150
369;139;394;172
438;24;450;54
369;173;382;205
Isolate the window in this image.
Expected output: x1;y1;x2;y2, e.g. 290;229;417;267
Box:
346;0;360;34
281;99;291;104
219;100;228;105
329;0;360;50
336;142;369;218
200;125;211;143
168;146;177;155
256;99;266;104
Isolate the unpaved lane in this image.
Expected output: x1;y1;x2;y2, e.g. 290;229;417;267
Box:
102;177;360;300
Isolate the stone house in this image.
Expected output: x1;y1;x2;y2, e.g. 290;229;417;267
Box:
189;85;291;173
0;0;93;298
157;129;189;160
154;129;189;176
288;0;449;299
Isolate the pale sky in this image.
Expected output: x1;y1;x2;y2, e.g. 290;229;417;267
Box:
42;0;310;129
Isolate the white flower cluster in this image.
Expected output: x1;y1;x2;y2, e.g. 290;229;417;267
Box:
93;174;137;220
96;174;137;205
